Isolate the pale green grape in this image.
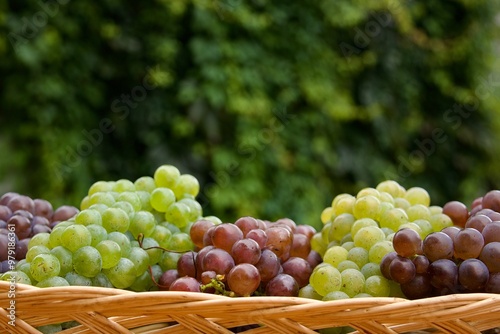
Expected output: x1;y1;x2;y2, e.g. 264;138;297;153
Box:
88;181;113;195
129;270;154;292
101;207;130;233
321;207;335;224
172;174;200;199
96;240;122;269
89;192;116;207
203;215;223;225
30;254;60;282
381;227;394;237
87;224;108;247
112;201;135;217
429;213;453;232
162;222;181;235
153;225;172;249
112;179;136;193
360;262;382;278
136;191;153;211
351;218;378;238
321;222;332;244
378;202;395;219
322;290;350;301
329;213;355;242
150;187;176;212
61;225;92;252
117;192;142;211
103;258;136;289
327;240;341;249
141;237;162;265
26;245;51;262
404;187;430;206
107;231;131;257
393;198;411;210
36;276;70;287
385;233;395;242
353;226;386;250
378;191;394;204
333;195;355;215
347;247;369;268
364;275;391;297
75;209;102;226
352;195;381;220
340;233;352;244
368;240;394;264
91;272;114;288
353;293;373;298
398;222;423;236
15;259;26;270
379;208;408;231
165;202;191;228
129;211;156;238
134;176;156;193
73;246;102;278
154;164;180;188
298;284;323;300
341;241;355;251
413;219;433;238
177;198;202;222
340;269;365;297
323;246;348;267
331;193;352;207
309;264;342;296
376;180;405;198
65;271;92;286
406;204;431;222
48;225;68;248
50;246;73;276
88;203;109;214
28;233;51;249
356;187;380;199
169;232;194;252
51;221;73;230
127;247;150;277
158;251;182;271
80;196;91;210
1;271;31;285
180;221;194;234
17;263;37;284
311;232;327;256
429;206;443;215
337;260;359;272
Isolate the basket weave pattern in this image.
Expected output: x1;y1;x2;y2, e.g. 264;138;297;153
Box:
2;281;500;334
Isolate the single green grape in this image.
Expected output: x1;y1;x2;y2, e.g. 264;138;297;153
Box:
337;260;360;272
101;207;130;233
134;176;157;192
177;198;202;222
321;207;335;224
65;271;92;286
329;213;355;242
322;290;350;301
311;232;327;256
28;233;51;249
127;247;150;277
150;187;176;213
107;231;131;257
364;275;391;297
88;180;113;195
168;232;194;252
356;187;380;199
379;208;408;231
347;247;369;268
393;197;411;210
429;213;453;232
351;218;378;237
340;269;365;297
88;203;109;215
378;191;394;204
16;263;37;284
87;224;108;247
368;241;394;264
136;191;153;211
158;251;182;272
333;195;355;216
117;192;142;211
309;264;342;296
154;165;180;188
352;195;381;220
50;246;73;276
1;271;31;285
360;262;382;278
96;240;122;269
165;202;191;228
129;270;154;292
322;246;348;267
341;241;355;251
413;219;433;238
91;272;114;288
89;192;116;207
298;284;323;300
112;201;135;218
376;180;404;198
129;211;156;238
353;226;386;250
80;196;90;210
404;187;430;206
73;246;102;278
153;225;172;249
75;209;102;226
30;254;61;282
36;276;70;287
140;237;162;265
172;174;200;199
112;179;136;193
331;193;352;208
48;225;68;248
103;258;136;289
406;204;431;222
26;245;51;262
61;225;92;252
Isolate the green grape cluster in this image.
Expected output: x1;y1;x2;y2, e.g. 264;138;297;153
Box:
8;165;214;291
303;180;452;301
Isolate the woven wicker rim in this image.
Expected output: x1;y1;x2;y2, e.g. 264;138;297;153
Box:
2;281;500;334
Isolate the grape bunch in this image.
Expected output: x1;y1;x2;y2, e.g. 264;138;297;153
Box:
0;192;79;273
303;180;453;300
158;216;320;297
1;164;207;290
382;190;500;299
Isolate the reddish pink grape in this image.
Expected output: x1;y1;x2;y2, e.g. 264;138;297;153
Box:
389;255;416;284
202;226;216;246
190;219;215;249
227;263;261;296
169;277;201;292
265;226;293;262
231;238;261;265
482;190;500;212
234;217;259;237
465;214;491;233
295;225;316;239
482;222;500;244
34;199;53;220
0;192;19;206
0;206;12;221
265;273;299;297
211;224;243;253
442;201;469;228
380;251;398;279
274;218;297;233
52;205;79;222
393;228;423;257
281;257;312;288
306;250;322;269
423;232;454;262
458;258;489;291
177;251;197;278
441;226;461;242
7;195;35;214
246;229;268;249
202;248;235;276
255;249;281;282
158;269;179;291
454;228;484;260
289;233;311;259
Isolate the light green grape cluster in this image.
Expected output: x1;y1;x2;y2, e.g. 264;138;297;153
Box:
13;164;216;292
304;180;452;300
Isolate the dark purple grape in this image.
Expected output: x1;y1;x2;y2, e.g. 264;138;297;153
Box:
479;242;500;273
389;255;416;284
412;255;430;274
429;259;458;291
201;248;235;276
393;228;422;257
400;274;433;300
0;205;12;221
265;273;299;296
33;199;54;221
255;249;281;282
246;229;268;249
0;192;19;206
306;250;322;269
231;238;261;265
7;195;35;214
177;251;197;278
289;233;311;259
458;258;489;291
380;251;398;279
52;205;79;222
485;272;500;293
158;269;179;291
423;232;454;262
8;215;31;239
281;257;312;288
465;214;491;233
15;238;30;261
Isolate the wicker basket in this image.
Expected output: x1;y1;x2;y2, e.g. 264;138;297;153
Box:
2;281;500;334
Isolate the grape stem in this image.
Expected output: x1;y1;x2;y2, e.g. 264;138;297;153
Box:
200;276;235;297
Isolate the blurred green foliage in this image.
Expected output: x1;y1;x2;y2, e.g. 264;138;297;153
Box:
1;0;499;230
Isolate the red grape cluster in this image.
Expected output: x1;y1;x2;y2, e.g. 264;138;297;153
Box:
158;216;321;297
0;192;79;273
381;190;500;299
